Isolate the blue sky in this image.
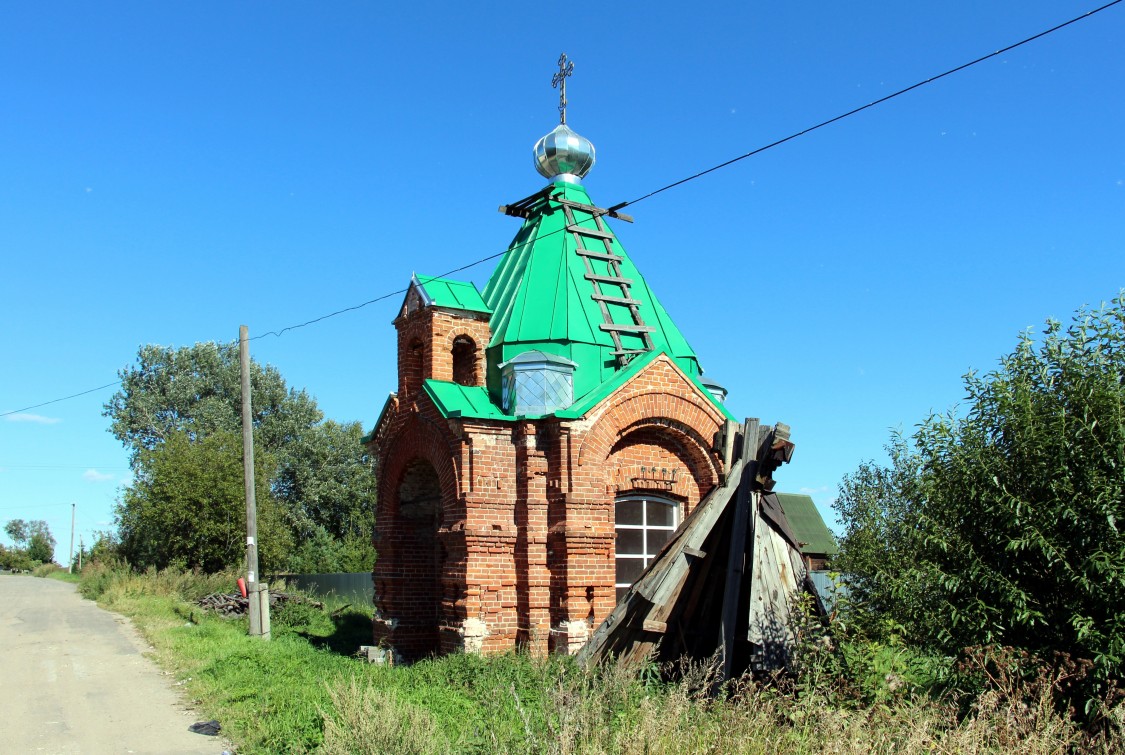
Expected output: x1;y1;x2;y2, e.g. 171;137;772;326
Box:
2;2;1122;557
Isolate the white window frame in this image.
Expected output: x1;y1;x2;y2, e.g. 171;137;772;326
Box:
614;494;680;599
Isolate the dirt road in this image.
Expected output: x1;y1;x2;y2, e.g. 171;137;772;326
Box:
0;575;227;754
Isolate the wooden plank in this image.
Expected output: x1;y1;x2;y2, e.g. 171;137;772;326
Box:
579;454;748;668
592;293;642;307
599;323;656;333
642;619;668;634
568;224;614;240
718;419;759;681
576;248;624;262
554;197;635;223
637;457;743;607
585;273;635;286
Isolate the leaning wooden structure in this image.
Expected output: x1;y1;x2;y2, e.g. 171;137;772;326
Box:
577;419;824;679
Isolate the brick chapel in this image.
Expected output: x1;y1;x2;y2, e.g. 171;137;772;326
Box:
365;64;735;661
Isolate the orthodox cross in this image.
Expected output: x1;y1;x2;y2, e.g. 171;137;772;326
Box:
552;53;574;125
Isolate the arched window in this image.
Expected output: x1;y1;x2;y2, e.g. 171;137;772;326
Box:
614;494;680;601
451;335;477;387
403;338;425;397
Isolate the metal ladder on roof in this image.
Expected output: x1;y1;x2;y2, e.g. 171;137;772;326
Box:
558;199;655;367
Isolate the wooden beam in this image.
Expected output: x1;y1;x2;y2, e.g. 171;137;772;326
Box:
599;323;656;333
592;293;642;307
585;273;635;286
576;248;624;262
719;418;759;682
568;224;614;240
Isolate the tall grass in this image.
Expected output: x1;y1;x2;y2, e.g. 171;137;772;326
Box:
75;563;1119;754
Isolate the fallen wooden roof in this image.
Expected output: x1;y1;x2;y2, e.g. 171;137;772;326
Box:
578;418;823;679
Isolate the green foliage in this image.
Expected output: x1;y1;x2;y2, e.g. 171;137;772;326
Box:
0;543;35;571
105;343;377;574
103;342;323;462
4;519;29;544
2;519;56;566
274;420;378;574
27;528;56;563
835;295;1125;707
116;430;292;572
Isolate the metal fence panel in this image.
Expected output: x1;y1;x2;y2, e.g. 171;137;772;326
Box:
272;572;373;605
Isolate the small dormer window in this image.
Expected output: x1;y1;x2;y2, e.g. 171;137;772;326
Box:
700;376;728;405
498;351;578;415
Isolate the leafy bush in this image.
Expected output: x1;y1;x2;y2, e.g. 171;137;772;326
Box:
835;295;1125;712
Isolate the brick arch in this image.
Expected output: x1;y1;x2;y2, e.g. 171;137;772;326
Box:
444;330;482;387
372;411;461;661
377;412;460;525
606;424;715;508
609;420;720;508
577;391;722;477
436;320;490;388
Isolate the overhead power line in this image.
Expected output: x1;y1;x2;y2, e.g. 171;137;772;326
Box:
1;381;122;419
3;0;1120;418
611;0;1124;212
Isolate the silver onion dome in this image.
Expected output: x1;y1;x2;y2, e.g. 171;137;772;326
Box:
533;124;595;183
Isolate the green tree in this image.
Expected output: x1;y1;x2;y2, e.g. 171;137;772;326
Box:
275;420;378;573
3;519;56;564
834;295;1125;699
117;430;292;572
4;519;29;546
105;342;377;573
27;524;56;563
104;342;323;462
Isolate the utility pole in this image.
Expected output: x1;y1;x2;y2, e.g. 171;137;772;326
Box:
240;325;270;639
68;503;75;574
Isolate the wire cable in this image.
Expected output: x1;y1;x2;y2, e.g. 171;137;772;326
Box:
4;0;1120;415
1;381;122;419
610;0;1124;212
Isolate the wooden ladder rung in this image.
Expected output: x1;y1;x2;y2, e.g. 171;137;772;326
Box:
592;293;642;307
555;197;635;223
576;247;623;262
600;323;656;333
568;225;614;240
585;273;634;286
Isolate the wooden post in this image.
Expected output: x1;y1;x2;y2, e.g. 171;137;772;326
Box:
240;325;268;638
68;503;76;574
718;418;759;681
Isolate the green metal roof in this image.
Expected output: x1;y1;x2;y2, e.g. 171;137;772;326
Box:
482;181;701;405
423;380;513;421
775;493;839;557
414;275;491;314
557;349;736;422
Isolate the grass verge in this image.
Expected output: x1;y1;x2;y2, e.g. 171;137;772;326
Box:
72;562;1117;754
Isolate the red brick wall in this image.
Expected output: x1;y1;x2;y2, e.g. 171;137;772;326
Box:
372;340;729;659
394;306;491;398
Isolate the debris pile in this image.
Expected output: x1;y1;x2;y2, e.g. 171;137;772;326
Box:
197;591;323;618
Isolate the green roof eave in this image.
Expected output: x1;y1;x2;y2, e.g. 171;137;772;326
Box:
415;275;491;314
423;380;514;421
555;350;736;422
362;392;397;445
775;493;839;556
